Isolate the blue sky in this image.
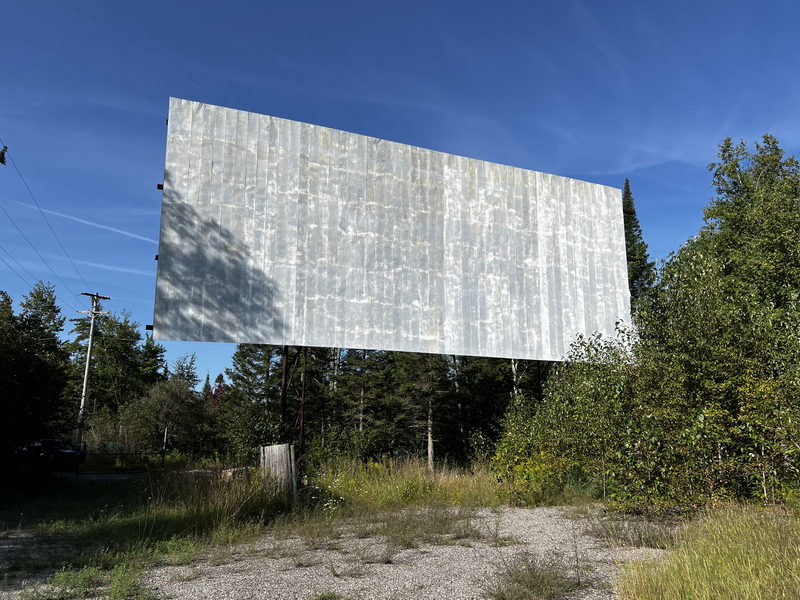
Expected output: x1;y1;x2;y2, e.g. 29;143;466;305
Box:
2;0;799;382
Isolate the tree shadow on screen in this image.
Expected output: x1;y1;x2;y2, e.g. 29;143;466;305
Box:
154;169;284;343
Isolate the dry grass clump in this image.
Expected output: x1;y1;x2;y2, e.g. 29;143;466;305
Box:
586;516;676;549
618;505;800;600
485;552;586;600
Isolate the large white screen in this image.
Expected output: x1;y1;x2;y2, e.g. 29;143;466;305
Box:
154;98;630;361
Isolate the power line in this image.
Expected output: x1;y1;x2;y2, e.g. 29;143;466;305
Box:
0;243;38;284
0;252;32;287
27;334;154;343
0;244;82;312
0;193;86;310
0;136;92;292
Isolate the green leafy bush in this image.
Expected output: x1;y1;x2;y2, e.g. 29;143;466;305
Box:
493;136;800;510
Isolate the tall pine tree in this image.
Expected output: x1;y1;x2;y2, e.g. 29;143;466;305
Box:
0;283;70;460
226;344;276;404
622;178;655;309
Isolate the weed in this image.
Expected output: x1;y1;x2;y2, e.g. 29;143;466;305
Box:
269;502;479;560
4;468;289;595
366;505;479;548
21;566;103;600
310;593;347;600
19;564;156;600
7;458;509;596
169;567;201;582
359;542;399;564
272;509;342;548
485;552;585;600
293;553;322;568
157;536;198;565
329;560;365;578
560;504;598;520
485;508;518;547
107;565;157;600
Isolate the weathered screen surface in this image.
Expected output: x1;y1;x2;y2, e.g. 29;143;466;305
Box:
154;98;630;361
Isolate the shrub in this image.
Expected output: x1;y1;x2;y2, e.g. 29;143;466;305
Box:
492;135;800;510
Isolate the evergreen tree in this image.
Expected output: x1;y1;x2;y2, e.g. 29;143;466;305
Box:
201;374;212;403
387;352;453;469
622;178;656;309
446;355;518;462
213;386;280;460
66;310;166;419
171;353;199;390
0;283;70;461
66;310;142;413
226;344;275;403
211;373;226;408
21;281;65;338
139;336;167;387
329;349;394;457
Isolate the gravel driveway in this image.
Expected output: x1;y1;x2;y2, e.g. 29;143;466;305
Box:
146;507;662;600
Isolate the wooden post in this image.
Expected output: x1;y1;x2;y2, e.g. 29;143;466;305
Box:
427;396;434;473
260;443;297;499
289;444;297;498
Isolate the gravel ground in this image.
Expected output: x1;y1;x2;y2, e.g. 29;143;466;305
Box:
145;507;663;600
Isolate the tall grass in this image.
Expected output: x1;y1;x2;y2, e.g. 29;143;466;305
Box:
618;506;800;600
4;469;288;597
310;457;501;510
33;470;288;552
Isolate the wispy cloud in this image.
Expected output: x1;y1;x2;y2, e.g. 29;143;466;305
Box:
8;199;158;244
569;0;632;92
44;252;154;278
74;258;153;277
67;7;214;98
10;87;163;118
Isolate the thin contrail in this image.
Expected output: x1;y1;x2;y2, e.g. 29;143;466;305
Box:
8;199;158;244
74;259;153;277
68;7;214;97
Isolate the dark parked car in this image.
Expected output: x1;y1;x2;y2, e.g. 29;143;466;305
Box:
17;439;86;471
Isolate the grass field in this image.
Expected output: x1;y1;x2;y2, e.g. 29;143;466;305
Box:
618;505;800;600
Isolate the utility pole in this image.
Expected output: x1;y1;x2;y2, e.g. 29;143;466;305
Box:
298;346;307;462
75;292;110;448
279;345;289;441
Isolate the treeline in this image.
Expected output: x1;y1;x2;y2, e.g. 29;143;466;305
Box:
215;345;550;464
0;290;180;462
494;136;800;509
0;283;549;465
